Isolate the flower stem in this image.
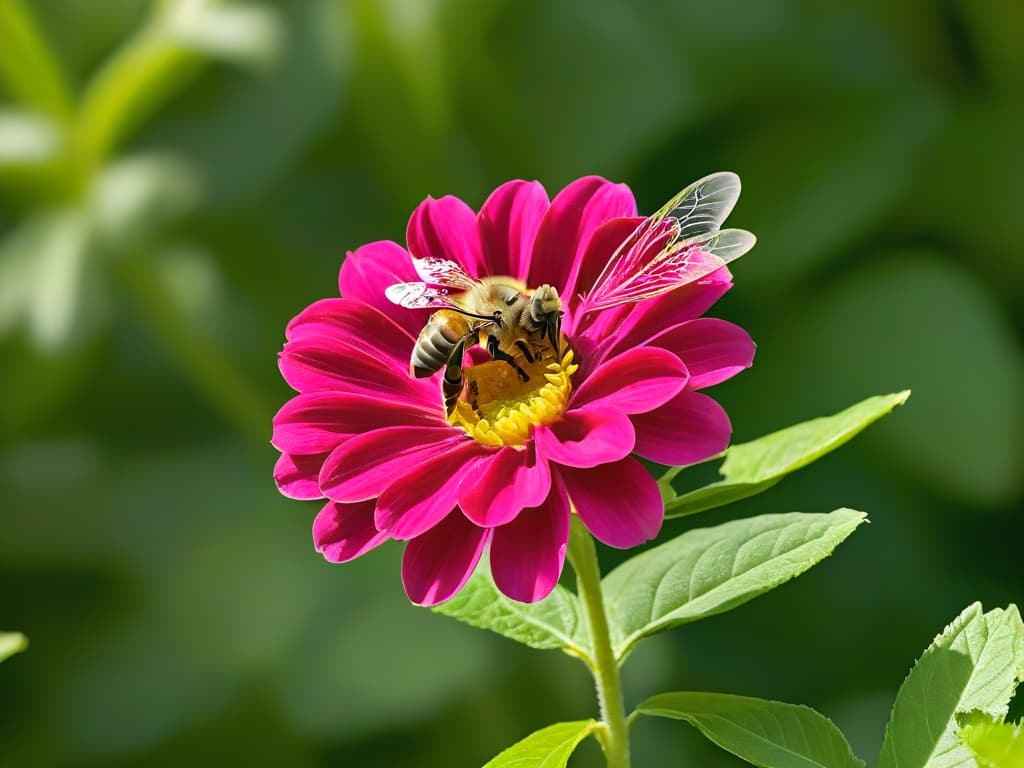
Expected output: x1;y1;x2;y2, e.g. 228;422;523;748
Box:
567;516;630;768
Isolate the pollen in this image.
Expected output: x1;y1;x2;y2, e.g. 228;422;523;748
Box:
449;350;578;446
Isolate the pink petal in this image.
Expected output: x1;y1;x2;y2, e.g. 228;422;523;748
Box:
319;426;464;502
570;347;688;414
272;392;443;455
459;444;551;527
375;441;489;540
402;512;491;606
646;318;755;390
490;478;570;603
286;298;415;366
534;408;635;468
527;177;636;311
314;499;389;562
631;390;732;466
560;458;663;548
406;195;484;277
274;452;328;500
278;335;435;405
338;240;426;337
477;180;550;280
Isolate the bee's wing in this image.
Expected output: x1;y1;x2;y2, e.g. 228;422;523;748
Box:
384;281;465;310
410;255;478;291
581;173;753;312
651;171;742;240
386;256;481;309
583;228;756;312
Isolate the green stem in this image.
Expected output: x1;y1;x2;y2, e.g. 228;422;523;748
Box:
567;516;631;768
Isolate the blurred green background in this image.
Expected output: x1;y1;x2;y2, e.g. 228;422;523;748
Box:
1;1;1021;766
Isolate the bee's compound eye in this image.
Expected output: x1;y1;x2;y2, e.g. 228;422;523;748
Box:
505;294;517;306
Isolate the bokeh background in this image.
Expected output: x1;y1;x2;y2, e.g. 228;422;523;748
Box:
1;1;1021;766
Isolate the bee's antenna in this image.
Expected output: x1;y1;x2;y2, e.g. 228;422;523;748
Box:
450;307;500;322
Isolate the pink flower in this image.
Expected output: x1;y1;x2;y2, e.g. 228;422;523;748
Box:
273;177;755;606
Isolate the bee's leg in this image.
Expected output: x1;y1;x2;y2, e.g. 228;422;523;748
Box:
487;334;529;381
513;339;535;363
547;315;562;357
442;335;471;415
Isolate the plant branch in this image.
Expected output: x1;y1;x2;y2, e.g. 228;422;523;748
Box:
568;516;631;768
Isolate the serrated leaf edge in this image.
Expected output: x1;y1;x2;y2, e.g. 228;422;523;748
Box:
637;691;866;768
663;390;910;519
610;509;867;660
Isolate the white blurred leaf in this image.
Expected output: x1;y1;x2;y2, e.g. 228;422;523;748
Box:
0;223;39;333
22;211;92;351
165;0;283;68
155;0;350;205
0;109;59;165
89;153;200;247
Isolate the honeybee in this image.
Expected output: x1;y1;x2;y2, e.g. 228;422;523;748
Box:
385;172;756;412
385;269;563;414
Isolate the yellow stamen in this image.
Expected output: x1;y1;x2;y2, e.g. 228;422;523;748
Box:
449;349;578;447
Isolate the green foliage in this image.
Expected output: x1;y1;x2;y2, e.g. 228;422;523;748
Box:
958;712;1024;768
433;569;589;657
637;691;864;768
879;603;1024;768
603;509;866;661
754;258;1024;505
435;509;866;669
482;720;596;768
74;1;282;178
0;632;28;663
0;0;72;121
662;392;910;517
0;0;1020;765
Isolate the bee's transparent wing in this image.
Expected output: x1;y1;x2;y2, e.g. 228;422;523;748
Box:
697;228;757;262
386;255;480;309
581;172;751;313
384;281;464;310
651;171;742;240
409;255;477;290
582;228;755;311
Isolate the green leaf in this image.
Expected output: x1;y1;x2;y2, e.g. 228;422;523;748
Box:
433;568;590;658
750;257;1023;505
483;720;596;768
663;391;909;518
603;509;866;661
638;691;865;768
74;2;232;176
879;603;1024;768
0;632;28;662
0;0;73;121
958;712;1024;768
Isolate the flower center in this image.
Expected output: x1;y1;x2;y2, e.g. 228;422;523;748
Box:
449;349;578;446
